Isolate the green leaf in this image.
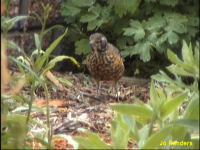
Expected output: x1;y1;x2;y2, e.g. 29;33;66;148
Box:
111;0;140;17
111;114;130;149
1;16;27;32
169;124;187;142
35;28;68;72
9;56;42;84
61;1;81;17
110;103;153;122
167;49;195;74
73;128;111;149
34;33;41;51
141;125;172;149
130;41;151;62
30;49;45;60
148;32;158;43
182;40;194;64
150;81;161;107
151;70;174;83
12;105;45;114
144;15;166;31
123;20;145;41
161;92;187;119
6;40;21;52
138;125;149;147
42;55;79;75
80;14;98;23
156;33;168;46
167;64;194;77
164;12;188;33
75;38;90;55
167;31;179;44
184;95;199;120
58;77;73;87
42;25;64;37
194;42;199;71
171;119;199;130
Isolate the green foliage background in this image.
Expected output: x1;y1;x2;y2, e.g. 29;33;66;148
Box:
60;0;199;77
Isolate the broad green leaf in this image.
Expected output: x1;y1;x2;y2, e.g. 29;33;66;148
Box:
34;33;41;51
141;125;172;149
112;0;140;17
75;38;90;55
184;95;199;120
148;32;158;43
167;64;195;77
80;14;98;23
138;125;149;148
150;81;161;107
151;70;174;83
164;12;188;33
73;128;111;149
123;20;145;41
167;49;195;73
144;15;166;31
35;28;68;72
42;56;79;75
110;104;153;121
58;77;73;87
88;4;101;16
61;2;81;16
161;92;187;119
156;33;168;46
111;114;130;149
194;43;199;76
131;41;151;62
134;97;153;111
167;31;179;44
171;119;199;130
87;20;98;31
170;124;187;141
182;40;194;64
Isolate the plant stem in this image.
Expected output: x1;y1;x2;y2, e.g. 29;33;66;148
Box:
42;83;51;147
26;85;35;124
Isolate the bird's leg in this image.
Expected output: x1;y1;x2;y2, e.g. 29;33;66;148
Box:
96;81;101;93
115;82;120;102
107;83;114;94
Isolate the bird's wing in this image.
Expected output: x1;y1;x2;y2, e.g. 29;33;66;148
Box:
108;43;120;54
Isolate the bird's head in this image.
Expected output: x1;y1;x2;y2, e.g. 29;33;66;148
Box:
89;33;108;52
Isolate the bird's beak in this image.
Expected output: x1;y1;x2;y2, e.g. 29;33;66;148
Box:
89;40;94;47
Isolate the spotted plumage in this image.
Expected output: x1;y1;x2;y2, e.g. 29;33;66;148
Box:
86;33;124;101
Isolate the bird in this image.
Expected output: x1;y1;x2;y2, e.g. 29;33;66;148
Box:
86;33;125;101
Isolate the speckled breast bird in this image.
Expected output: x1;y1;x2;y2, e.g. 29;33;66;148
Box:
86;33;125;101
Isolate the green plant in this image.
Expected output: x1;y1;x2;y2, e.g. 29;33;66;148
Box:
1;3;79;149
60;0;199;76
70;40;199;149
